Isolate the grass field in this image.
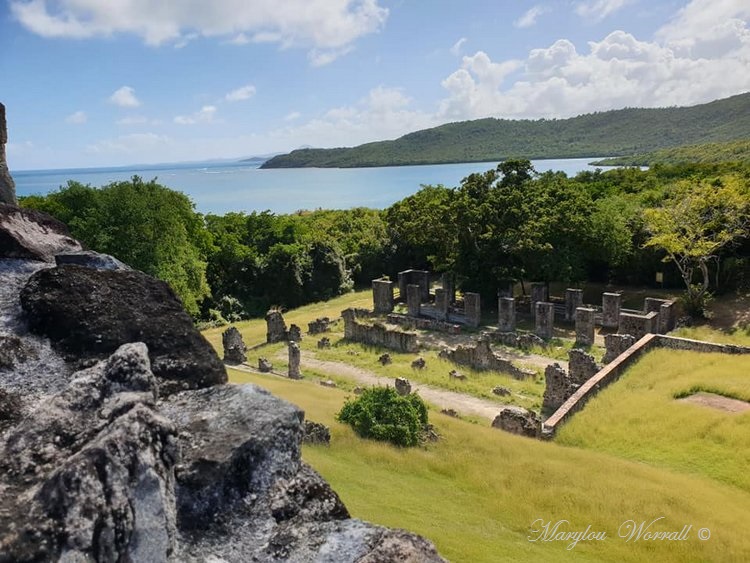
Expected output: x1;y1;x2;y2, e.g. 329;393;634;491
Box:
229;367;750;562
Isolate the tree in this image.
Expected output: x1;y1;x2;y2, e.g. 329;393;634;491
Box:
644;176;750;315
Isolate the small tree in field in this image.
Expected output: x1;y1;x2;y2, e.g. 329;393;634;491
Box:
644;176;750;316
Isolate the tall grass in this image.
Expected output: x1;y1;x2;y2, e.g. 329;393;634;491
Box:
229;367;750;562
557;349;750;491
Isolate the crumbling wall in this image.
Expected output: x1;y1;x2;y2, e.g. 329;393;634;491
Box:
341;308;418;353
438;337;533;379
618;311;658;339
603;333;636;363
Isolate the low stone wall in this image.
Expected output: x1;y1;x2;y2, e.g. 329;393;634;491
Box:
386;313;461;334
341;308;418;353
542;334;750;438
438;337;533;379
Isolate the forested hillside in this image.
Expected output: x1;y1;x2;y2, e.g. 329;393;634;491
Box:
591;139;750;166
261;93;750;168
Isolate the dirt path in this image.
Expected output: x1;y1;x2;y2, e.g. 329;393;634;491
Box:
678;392;750;413
233;353;505;421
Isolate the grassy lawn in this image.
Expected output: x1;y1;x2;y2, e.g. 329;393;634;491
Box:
672;325;750;347
229;367;750;562
556;349;750;492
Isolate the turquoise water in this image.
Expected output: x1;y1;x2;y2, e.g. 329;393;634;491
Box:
12;158;606;215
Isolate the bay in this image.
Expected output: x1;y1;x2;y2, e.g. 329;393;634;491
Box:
13;157;607;215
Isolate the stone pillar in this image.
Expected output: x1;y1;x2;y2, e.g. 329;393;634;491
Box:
565;288;584;322
434;288;449;320
464;292;481;327
0;103;17;205
498;297;516;332
221;326;247;364
265;310;288;343
417;270;431;301
535;302;554;339
601;292;621;329
288;324;302;342
441;272;455;303
372;278;394;314
659;301;676;333
397;271;408;302
530;283;548;316
618;311;658;339
288;341;302;379
341;308;356;339
406;284;421;317
497;282;514;298
574;307;596;347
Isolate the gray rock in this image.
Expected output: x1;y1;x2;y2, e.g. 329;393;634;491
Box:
378;353;392;365
222;326;247;365
302;420;331;445
492;386;511;397
265;310;288;343
410;357;426;370
258;357;273;372
288;324;303;342
288;341;302;379
0;103;17;206
317;337;331;349
54;250;130;271
394;377;412;396
0;204;82;262
491;406;541;438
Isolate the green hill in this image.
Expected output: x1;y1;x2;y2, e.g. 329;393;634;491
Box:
590;138;750;166
261;92;750;168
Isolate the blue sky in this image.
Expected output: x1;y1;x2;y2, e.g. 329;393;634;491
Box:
2;0;749;170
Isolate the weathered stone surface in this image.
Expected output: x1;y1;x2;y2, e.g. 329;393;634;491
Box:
535;301;554;339
288;324;302;343
464;292;481;328
492;386;511;397
406;284;421;317
387;313;462;334
317;337;331;349
378;353;392;365
568;349;600;384
19;265;227;394
372;279;394;314
542;363;570;413
288;341;302;379
398;269;430;302
265;310;288;343
1;204;82;262
441;272;455;303
0;335;34;370
258;357;273;372
565;288;584;322
222;326;247;364
618;311;658;339
575;307;596;347
55;249;130;271
308;316;331;335
491;407;541;438
394;377;412;395
530;283;548;316
659;301;676;334
439;337;534;379
0;103;17;205
302;420;331;445
434;288;449;321
602;292;621;329
411;357;426;370
498;297;515;332
603;333;636;363
341;308;418;353
0;388;21;431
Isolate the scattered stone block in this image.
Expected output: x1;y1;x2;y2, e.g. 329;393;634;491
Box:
317;337;331;349
491;407;541;438
302;420;331;445
411;357;426;370
449;369;466;381
221;326;247;365
395;377;412;396
440;408;459;418
378;353;392;365
353;386;365;395
492;386;511;397
258;357;273;372
307;317;331;334
319;380;337;388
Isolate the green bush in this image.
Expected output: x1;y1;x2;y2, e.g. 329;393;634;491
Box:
337;387;428;447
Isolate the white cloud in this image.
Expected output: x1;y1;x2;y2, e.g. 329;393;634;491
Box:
11;0;388;64
225;84;257;102
450;37;467;56
109;86;141;108
284;111;301;121
174;105;218;125
514;5;549;29
64;110;87;124
86;132;171;155
437;16;750;121
308;47;353;67
575;0;632;21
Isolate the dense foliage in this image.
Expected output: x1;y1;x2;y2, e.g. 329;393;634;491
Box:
591;139;750;167
262;93;750;168
19;160;750;323
337;387;429;447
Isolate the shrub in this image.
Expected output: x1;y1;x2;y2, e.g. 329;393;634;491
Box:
337;387;428;447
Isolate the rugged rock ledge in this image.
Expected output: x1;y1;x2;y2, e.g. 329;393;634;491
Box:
0;206;445;561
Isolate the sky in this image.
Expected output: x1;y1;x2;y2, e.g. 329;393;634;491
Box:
1;0;750;170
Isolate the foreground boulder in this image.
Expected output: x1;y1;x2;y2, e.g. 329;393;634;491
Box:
19;264;226;394
0;204;82;262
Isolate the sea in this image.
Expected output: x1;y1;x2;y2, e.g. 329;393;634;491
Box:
12;157;608;215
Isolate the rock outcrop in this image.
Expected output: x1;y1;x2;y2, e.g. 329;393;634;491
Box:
0;103;17;205
0;206;446;561
0;204;82;261
19;264;227;394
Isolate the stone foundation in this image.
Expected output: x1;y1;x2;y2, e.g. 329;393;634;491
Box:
438;337;533;379
341;309;418;353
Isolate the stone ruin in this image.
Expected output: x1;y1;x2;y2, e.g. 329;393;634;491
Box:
258;357;273;372
341;308;418;353
398;269;430;302
308;316;331;334
0;103;17;205
565;288;583;322
542;349;601;413
535;301;554;339
302;420;331;445
618;311;659;340
289;323;302;342
395;377;412;396
378;353;392;365
317;337;331;349
603;333;636;363
372;278;395;314
530;282;548;317
438;336;534;380
491;407;541;438
601;292;621;328
221;326;247;365
411;357;426;369
265;309;288;343
498;297;515;332
574;307;596;347
287;341;302;379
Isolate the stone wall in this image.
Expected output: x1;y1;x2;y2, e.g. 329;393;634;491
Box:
618;311;658;339
341;308;418;353
372;278;394;314
542;363;570;413
603;333;636;363
438;337;533;379
386;313;462;334
0;103;17;205
568;349;600;384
